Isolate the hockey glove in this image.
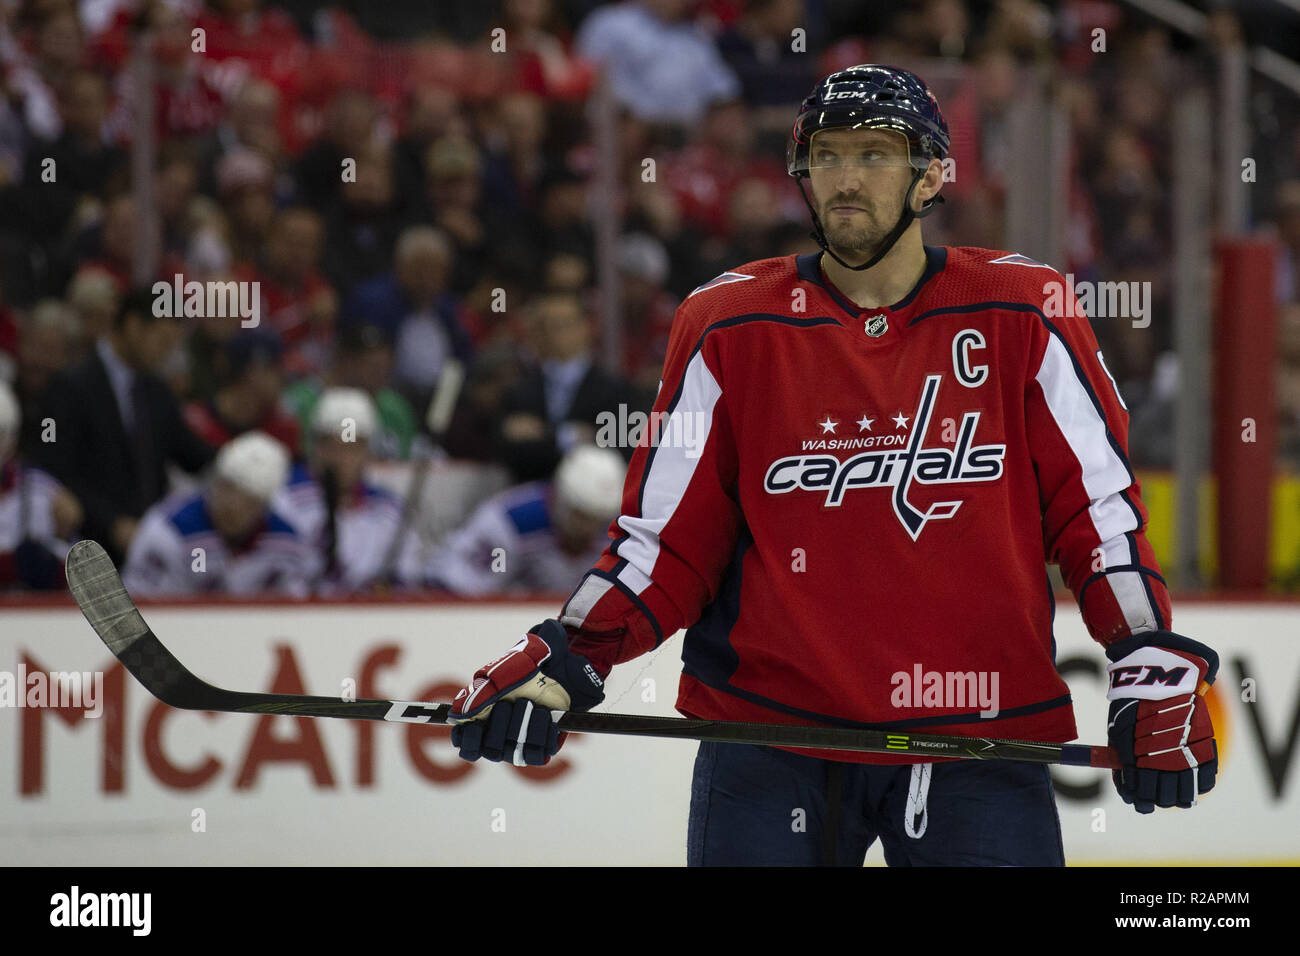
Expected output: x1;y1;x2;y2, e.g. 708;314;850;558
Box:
448;619;605;766
1105;631;1219;813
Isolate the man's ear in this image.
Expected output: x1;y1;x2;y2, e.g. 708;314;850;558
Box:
915;159;944;208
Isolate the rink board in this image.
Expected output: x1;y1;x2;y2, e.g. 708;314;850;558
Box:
1;600;1297;866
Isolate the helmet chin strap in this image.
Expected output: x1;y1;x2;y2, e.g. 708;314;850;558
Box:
798;168;943;272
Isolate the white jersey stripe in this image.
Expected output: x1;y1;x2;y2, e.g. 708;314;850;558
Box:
612;349;722;594
561;575;615;628
616;561;653;596
1036;332;1156;632
1102;571;1158;632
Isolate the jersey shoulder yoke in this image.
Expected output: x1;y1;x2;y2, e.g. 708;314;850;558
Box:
674;257;805;350
682;256;797;314
938;246;1068;313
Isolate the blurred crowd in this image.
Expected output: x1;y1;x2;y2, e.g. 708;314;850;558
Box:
1;0;1299;594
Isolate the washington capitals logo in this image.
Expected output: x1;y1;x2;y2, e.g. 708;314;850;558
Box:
763;375;1007;540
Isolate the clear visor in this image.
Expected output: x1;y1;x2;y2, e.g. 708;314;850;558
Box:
790;121;929;174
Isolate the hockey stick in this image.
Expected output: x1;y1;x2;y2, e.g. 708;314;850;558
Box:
375;358;465;586
66;539;1121;769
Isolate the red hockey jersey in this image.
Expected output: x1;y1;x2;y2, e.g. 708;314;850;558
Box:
560;246;1170;763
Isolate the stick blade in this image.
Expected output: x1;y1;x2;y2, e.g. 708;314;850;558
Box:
66;539;209;709
66;539;150;655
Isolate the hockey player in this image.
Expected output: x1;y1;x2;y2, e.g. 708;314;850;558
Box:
123;430;307;597
445;65;1219;866
426;443;626;595
0;382;82;589
274;387;415;593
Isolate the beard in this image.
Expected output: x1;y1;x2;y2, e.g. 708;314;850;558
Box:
823;215;881;256
817;193;903;262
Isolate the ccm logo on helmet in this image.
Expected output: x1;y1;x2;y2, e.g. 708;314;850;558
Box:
1108;665;1191;689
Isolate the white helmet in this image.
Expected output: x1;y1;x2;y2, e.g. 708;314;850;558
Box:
554;444;626;518
0;381;18;463
313;387;377;442
213;431;289;502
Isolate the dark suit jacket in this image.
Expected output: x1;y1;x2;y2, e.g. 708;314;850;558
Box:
35;350;214;562
496;361;649;482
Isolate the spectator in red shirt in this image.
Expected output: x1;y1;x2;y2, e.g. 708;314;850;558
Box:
242;206;337;380
193;0;309;103
497;0;593;99
104;1;225;144
664;98;790;238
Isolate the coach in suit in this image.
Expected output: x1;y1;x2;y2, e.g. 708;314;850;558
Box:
37;288;214;564
496;292;647;482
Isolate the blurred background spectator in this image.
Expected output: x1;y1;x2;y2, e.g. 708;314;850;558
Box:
0;380;81;590
283;321;419;460
575;0;740;124
34;288;213;564
497;291;643;482
122;429;306;596
345;224;474;411
275;387;418;592
427;442;625;594
243;205;336;379
615;231;676;391
13;298;82;459
184;327;301;454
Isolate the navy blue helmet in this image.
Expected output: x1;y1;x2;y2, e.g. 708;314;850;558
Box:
787;64;950;177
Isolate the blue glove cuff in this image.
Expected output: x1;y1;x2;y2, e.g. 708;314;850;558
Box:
531;619;606;712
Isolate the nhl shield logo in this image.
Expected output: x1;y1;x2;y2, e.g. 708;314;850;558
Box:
864;313;888;337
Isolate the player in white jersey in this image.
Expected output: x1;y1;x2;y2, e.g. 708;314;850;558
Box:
122;431;308;597
427;444;625;596
0;382;81;589
274;387;417;593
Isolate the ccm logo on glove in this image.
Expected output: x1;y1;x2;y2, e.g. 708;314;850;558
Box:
1106;645;1202;698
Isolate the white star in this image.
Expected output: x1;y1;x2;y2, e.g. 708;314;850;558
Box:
857;415;874;431
818;417;838;434
893;412;909;429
